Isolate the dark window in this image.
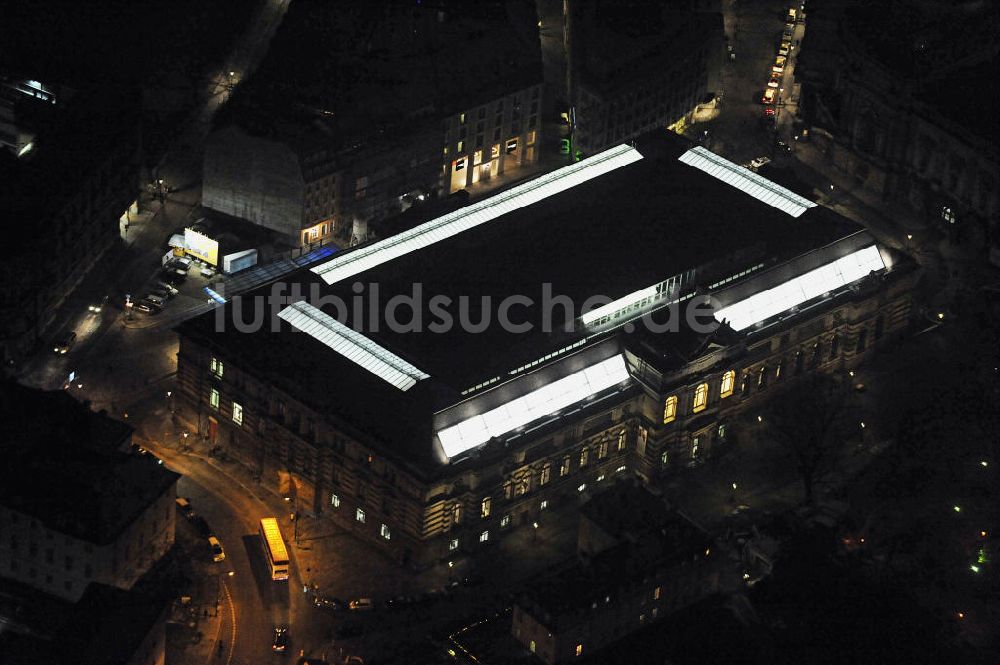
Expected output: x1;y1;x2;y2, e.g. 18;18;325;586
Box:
829;334;840;358
874;316;885;340
794;350;804;375
856;329;868;353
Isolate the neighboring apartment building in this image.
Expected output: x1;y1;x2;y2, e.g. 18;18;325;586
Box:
0;77;141;365
202;0;543;248
512;482;725;664
175;131;917;570
0;381;178;602
795;0;999;260
568;0;723;156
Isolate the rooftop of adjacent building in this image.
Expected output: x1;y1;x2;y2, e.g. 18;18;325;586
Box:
837;0;1000;148
0;380;178;545
574;0;722;94
516;481;713;622
0;554;176;665
0;79;141;253
178;130;873;474
213;0;543;157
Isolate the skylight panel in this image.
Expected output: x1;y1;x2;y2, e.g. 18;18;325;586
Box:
436;355;630;459
311;144;644;285
277;301;429;391
678;146;817;217
714;245;885;331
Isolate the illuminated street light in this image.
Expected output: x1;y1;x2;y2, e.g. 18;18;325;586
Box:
970;565;980;573
981;461;989;467
953;505;962;513
937;312;945;320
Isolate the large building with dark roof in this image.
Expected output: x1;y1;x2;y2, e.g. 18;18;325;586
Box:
176;131;917;567
0;381;178;602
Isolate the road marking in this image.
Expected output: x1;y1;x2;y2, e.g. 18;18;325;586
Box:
222;580;237;665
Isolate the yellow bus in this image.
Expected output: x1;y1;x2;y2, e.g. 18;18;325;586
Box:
259;517;290;580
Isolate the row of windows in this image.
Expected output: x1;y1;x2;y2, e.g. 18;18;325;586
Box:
329;495;393;541
662;319;887;425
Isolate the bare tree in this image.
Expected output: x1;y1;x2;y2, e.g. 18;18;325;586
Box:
763;373;857;505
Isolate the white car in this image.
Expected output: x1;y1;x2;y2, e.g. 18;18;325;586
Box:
208;536;226;562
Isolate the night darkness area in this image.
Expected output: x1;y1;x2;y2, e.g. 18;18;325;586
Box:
1;1;998;664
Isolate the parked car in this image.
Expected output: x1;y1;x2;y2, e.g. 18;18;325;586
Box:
764;107;776;117
171;256;193;271
53;332;77;354
348;598;374;611
761;88;777;105
313;595;345;611
207;535;226;562
160;268;186;285
145;293;167;307
200;265;216;278
135;299;162;314
272;626;289;652
155;281;179;296
175;497;194;515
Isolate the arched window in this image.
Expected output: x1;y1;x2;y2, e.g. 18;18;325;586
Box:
942;206;956;225
720;370;735;398
692;383;709;413
663;396;678;424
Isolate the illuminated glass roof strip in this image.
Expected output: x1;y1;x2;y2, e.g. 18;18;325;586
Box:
714;245;885;331
581;284;659;325
437;354;631;459
678;146;817;218
278;301;429;391
312;144;644;285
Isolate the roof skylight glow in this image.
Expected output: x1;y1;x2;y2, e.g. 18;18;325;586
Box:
278;301;429;390
312;144;644;285
713;245;885;331
678;146;817;217
437;354;630;459
581;284;659;325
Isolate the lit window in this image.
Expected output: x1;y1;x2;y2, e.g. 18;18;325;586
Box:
942;206;956;224
503;480;514;499
598;441;608;459
380;524;391;540
331;494;340;508
560;456;571;476
473;149;483;165
663;395;677;423
576;644;583;657
210;388;220;409
578;483;586;492
580;448;589;467
540;463;551;485
692;383;709;413
530;640;536;653
661;451;669;466
617;429;626;451
356;508;366;523
540;499;548;511
506;138;518;153
501;514;511;528
443;146;449;156
528;130;537;145
720;370;735;398
481;497;491;519
452;503;462;523
490;143;501;159
691;437;700;459
459;112;466;124
232;402;243;426
597;474;606;482
449;538;459;551
615;465;626;473
210;357;224;378
653;586;662;600
479;530;489;543
457;140;464;153
718;423;727;440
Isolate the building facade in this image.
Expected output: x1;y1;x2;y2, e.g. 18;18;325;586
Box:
796;0;999;257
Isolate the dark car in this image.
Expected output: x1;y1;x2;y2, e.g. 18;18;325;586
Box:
135;299;162;314
160;269;186;285
272;626;289;652
190;516;211;538
313;595;345;611
53;332;77;354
